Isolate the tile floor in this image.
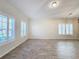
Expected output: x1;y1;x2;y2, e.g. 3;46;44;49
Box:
1;39;79;59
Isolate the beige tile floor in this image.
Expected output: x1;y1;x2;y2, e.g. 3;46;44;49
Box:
1;39;79;59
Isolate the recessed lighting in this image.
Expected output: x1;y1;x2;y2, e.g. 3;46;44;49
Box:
48;1;59;8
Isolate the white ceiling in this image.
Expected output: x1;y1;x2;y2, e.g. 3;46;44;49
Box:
6;0;79;19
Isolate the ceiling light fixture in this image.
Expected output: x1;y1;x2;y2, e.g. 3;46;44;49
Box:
48;0;59;8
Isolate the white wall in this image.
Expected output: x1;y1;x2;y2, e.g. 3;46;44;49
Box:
29;18;79;39
0;0;29;58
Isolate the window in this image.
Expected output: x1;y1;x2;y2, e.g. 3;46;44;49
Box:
21;22;24;37
58;24;73;35
0;15;8;43
0;15;15;43
21;21;26;37
24;23;26;36
8;17;15;39
66;24;73;35
58;24;65;35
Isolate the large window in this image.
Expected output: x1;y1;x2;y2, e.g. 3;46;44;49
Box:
8;17;15;39
58;24;73;35
0;15;15;43
66;24;73;35
58;24;65;35
21;21;26;37
0;15;8;43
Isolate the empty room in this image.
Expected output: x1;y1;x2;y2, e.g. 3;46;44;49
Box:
0;0;79;59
